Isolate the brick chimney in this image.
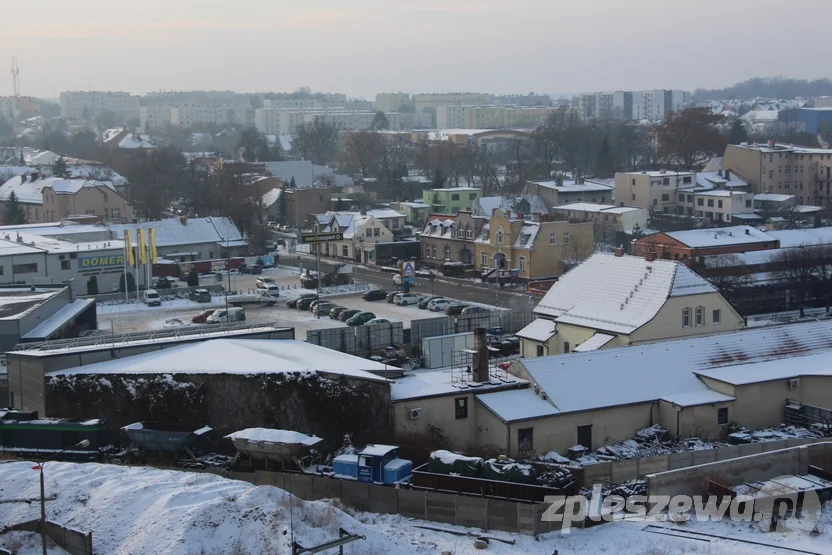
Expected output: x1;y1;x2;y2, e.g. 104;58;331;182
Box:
645;251;657;262
659;168;666;174
615;247;624;257
539;214;548;222
768;139;776;149
473;328;489;383
505;210;511;219
724;169;731;181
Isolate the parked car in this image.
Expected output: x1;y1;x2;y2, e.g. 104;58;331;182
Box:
329;306;348;319
361;289;388;301
461;306;489;315
256;277;276;289
296;296;318;310
339;309;361;322
429;300;451;312
153;277;174;289
143;289;161;307
418;296;444;310
240;264;262;274
261;284;280;298
395;293;421;306
346;311;376;326
191;309;217;323
365;318;391;325
207;307;246;324
286;293;316;308
188;289;212;303
313;302;336;316
444;303;467;316
441;261;466;277
386;291;399;303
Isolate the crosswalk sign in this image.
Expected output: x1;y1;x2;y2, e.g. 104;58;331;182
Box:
403;262;415;278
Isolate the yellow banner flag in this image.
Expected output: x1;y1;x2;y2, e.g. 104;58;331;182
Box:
149;228;157;264
137;228;147;265
124;230;135;266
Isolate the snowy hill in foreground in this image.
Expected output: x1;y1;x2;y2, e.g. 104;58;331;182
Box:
0;461;830;554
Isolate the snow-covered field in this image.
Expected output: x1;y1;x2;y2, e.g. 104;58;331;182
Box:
1;462;830;555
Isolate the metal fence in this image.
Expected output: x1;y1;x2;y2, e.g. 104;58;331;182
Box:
581;437;826;485
6;520;92;555
306;322;404;354
410;315;453;346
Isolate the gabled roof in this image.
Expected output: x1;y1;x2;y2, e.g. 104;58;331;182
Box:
0;176;116;204
534;253;717;334
261;188;282;208
109;217;243;247
519;321;832;415
527;179;612;193
515;319;556;342
475;195;549;217
662;226;777;249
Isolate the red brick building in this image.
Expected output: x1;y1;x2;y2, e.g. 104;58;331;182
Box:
632;225;780;262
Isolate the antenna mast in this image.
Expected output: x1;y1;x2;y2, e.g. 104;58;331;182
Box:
11;56;20;97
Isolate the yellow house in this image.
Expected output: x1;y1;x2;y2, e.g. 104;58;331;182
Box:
517;251;744;358
474;208;593;281
313;212;394;263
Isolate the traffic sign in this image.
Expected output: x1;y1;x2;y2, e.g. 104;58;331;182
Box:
402;261;416;278
300;232;343;244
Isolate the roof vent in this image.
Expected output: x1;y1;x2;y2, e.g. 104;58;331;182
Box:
745;229;750;235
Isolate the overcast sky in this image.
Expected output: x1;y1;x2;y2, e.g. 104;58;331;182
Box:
4;0;830;100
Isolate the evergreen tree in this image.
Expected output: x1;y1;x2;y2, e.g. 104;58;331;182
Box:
431;169;445;188
371;111;389;130
3;191;27;225
275;188;287;223
51;156;69;178
289;176;297;189
727;119;750;145
87;275;99;295
335;196;348;211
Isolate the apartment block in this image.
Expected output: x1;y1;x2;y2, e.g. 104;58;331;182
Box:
722;140;832;205
375;93;412;113
60;91;140;122
435;105;560;130
578;89;687;121
412;93;493;113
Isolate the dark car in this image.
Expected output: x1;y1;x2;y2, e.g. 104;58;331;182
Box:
188;289;212;303
329;306;348;319
339;309;361;322
386;291;399;303
297;296;319;310
239;264;263;274
286;293;316;308
313;301;336;316
153;277;174;289
361;289;388;302
346;311;376;326
444;303;467;316
461;306;489;315
418;296;444;309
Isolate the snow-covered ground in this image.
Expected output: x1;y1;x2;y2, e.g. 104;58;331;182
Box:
1;461;829;554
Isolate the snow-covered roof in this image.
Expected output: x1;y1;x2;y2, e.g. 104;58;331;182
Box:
224;428;321;446
521;321;832;414
475;195;549;217
554;203;642;214
47;339;391;380
515;319;556;342
770;227;832;247
390;367;526;401
366;209;405;220
694;190;738;197
118;133;155;149
261;188;282;208
513;224;540;248
527;179;612;193
754;193;794;202
696;171;749;189
477;389;561;422
44;179;117;195
100;128;125;143
573;333;615;352
109;217;243;247
534;253;717;334
740;110;780;123
397;202;429;209
360;444;399;457
21;299;96;340
663;226;777;248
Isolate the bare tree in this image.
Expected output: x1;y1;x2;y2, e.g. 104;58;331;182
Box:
293;117;340;166
703;253;751;303
770;246;816;317
341;130;384;177
656;108;727;170
809;244;832;313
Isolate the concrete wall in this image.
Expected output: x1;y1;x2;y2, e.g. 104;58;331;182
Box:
722;145;764;191
658;398;735;441
726;376;832;431
631;293;745;345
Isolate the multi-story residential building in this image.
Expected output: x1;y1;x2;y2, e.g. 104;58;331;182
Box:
722;141;832;205
420;211;482;267
389;201;430;226
139;92;254;132
412;93;493;113
59;91;140;122
0;174;133;224
263;98;323;110
312;210;404;263
525;178;614;206
517;251;744;358
435;105;468;129
473;195;549;221
614;169;697;213
254;108;280;135
0;96;40;120
375;93;412;113
551;203;648;237
422;187;481;214
434;105;560;130
495;93;551;107
578;89;687;121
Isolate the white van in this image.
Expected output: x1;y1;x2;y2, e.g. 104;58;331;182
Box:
206;307;246;324
143;289;161;307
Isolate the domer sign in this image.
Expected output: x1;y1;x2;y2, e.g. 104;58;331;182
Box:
78;255;125;269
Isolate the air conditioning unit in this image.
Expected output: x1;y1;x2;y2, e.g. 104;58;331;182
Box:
409;408;422;420
788;378;800;390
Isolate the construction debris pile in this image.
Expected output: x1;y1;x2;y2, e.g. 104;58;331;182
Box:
428;450;575;490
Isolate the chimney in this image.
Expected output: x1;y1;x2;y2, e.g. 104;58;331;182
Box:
717;169;723;177
505;210;511;219
491;208;497;216
473;328;489;383
615;247;624;257
645;251;657;262
180;216;188;225
659;168;666;174
745;228;750;235
539;214;548;222
753;141;759;148
724;169;731;181
768;139;775;149
824;143;830;150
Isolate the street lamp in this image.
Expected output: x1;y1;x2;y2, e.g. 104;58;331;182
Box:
34;439;90;555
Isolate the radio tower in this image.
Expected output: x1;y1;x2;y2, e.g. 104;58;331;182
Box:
11;56;20;97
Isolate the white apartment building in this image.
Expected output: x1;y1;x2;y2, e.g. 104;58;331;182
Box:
254;108;280;135
435;105;559;129
60;91;140;122
0;97;16;120
263;98;322;110
375;93;412;113
412;93;493;113
140;101;254;132
579;90;688;121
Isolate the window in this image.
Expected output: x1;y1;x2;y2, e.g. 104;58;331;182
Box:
745;199;752;208
457;228;464;238
577;424;592;448
563;232;570;244
785;181;791;190
455;397;468;419
785;165;791;174
678;194;685;202
366;228;372;237
536;345;544;357
632;178;635;185
110;207;120;220
697;198;704;206
769;170;774;178
661;194;669;201
717;200;723;209
717;407;729;426
465;227;473;239
518;256;526;271
632;194;636;200
707;199;714;207
652;199;657;206
444;245;451;260
60;260;70;270
563;342;570;353
695;306;704;326
518;428;533;452
451;194;460;201
683;176;692;184
662;178;670;185
103;193;108;201
373;227;379;237
712;309;721;325
496;226;504;245
432;245;437;258
13;263;38;274
35;208;39;220
682;308;691;327
481;250;487;266
469;193;477;200
85;210;95;215
549;232;557;245
687;194;693;202
342;245;349;257
209;251;214;258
